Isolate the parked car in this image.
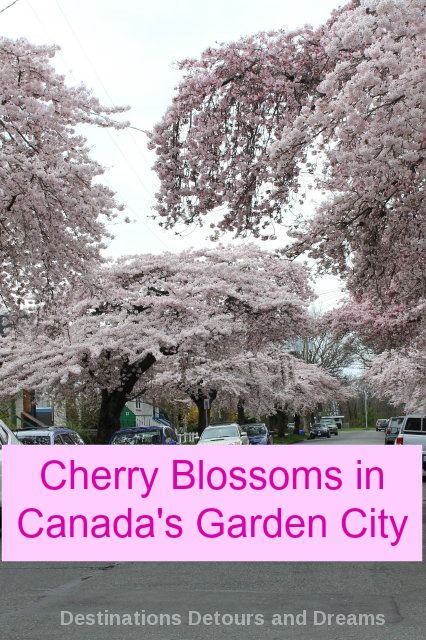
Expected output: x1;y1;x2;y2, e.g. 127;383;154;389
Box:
375;419;389;432
309;423;331;439
242;423;272;445
394;414;426;476
0;419;22;529
385;416;404;445
14;427;85;445
320;415;344;429
320;419;338;436
109;426;179;445
198;423;249;445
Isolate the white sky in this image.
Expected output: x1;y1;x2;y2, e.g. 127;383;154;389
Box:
1;0;346;308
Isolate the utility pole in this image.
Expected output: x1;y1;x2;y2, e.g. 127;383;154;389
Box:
203;398;210;429
364;388;368;430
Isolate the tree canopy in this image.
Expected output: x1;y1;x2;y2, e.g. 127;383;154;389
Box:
149;0;425;410
145;342;350;431
0;244;316;441
149;0;424;301
0;36;126;309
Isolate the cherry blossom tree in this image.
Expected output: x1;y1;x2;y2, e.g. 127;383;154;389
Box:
326;298;425;353
0;244;313;442
304;0;426;407
276;0;425;310
258;347;352;415
365;343;426;413
0;36;127;309
144;342;350;433
132;351;284;432
327;298;426;411
149;0;425;412
148;24;327;240
142;348;269;432
149;0;424;304
291;310;362;379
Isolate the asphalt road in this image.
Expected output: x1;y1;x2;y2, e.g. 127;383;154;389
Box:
302;428;388;446
1;430;425;640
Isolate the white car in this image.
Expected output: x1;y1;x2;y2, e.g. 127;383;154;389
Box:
394;414;426;477
0;418;21;513
198;423;249;445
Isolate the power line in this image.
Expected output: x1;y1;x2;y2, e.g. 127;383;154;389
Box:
54;0;158;176
0;0;21;15
25;0;183;253
53;0;194;251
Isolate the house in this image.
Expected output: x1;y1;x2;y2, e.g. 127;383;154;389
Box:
5;387;167;432
11;391;67;429
120;398;170;429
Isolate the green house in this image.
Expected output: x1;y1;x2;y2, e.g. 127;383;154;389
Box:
119;399;164;430
120;406;136;429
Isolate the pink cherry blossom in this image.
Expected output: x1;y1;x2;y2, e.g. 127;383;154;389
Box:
149;0;425;410
0;245;317;442
0;37;127;309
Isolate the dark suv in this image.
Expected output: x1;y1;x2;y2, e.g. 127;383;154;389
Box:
109;426;179;445
309;423;331;439
242;423;272;445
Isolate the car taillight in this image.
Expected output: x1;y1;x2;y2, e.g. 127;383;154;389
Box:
386;428;391;435
395;435;403;445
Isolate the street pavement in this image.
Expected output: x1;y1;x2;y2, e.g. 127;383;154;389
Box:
1;430;425;640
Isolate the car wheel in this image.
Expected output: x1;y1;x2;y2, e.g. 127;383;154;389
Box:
335;432;338;436
327;433;330;438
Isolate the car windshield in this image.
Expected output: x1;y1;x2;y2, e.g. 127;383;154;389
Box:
246;425;267;436
60;432;85;444
200;426;239;440
111;430;162;444
18;435;51;445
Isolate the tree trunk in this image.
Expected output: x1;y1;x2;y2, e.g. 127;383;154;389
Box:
96;389;128;444
96;352;156;443
269;405;289;437
275;408;289;437
190;389;218;434
237;399;246;425
294;414;301;433
195;397;210;433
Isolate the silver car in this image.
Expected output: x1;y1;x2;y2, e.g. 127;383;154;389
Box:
385;416;404;444
14;427;85;445
320;419;338;436
198;423;249;445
